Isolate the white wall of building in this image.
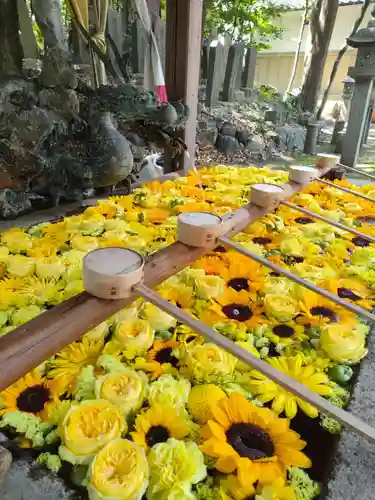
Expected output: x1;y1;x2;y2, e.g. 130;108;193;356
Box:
265;4;372;54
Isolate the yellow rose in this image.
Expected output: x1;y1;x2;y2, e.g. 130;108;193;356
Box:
279;237;303;256
264;295;299;322
95;369;147;416
2;230;31;254
235;341;260;372
320;324;368;364
142;302;177;331
114;319;154;354
88;439;148;500
70;235;98;252
62;249;86;265
6;255;35;278
262;277;296;297
84;322;110;342
36;257;65;280
184;343;237;382
80;215;105;235
59;400;126;464
195;275;225;300
0;246;9;261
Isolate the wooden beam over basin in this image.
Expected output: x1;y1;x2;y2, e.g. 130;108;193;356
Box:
0;165;333;391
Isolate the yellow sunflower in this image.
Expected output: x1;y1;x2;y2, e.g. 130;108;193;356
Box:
144;339;180;379
248;356;332;419
158;282;195;310
130;404;190;449
263;321;308;346
193;254;226;275
202;288;266;330
0;370;60;420
218;251;264;297
297;288;356;327
200;393;311;489
47;337;104;394
322;277;375;311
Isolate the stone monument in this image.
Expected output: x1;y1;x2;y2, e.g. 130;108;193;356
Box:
341;7;375;167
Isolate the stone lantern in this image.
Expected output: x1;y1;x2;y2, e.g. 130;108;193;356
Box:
342;76;355;107
341;7;375;167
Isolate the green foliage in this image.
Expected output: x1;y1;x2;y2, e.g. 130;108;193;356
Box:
37;453;62;474
288;467;320;500
0;412;53;448
205;0;284;49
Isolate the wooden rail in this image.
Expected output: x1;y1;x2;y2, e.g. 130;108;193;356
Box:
0;166;333;391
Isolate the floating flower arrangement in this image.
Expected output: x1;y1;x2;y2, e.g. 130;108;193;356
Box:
0;165;374;499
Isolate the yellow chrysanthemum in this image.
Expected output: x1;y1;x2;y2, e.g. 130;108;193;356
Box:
220;475;296;500
188;384;226;424
131;404;189;449
47;337;104;394
249;356;332;418
200;393;311;489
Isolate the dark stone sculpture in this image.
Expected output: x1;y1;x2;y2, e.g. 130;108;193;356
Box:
0;1;189;219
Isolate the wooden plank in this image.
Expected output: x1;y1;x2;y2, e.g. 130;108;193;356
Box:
0;164;333;391
135;283;375;444
165;0;203;172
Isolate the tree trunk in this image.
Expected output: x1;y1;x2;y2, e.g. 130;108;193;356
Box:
300;0;339;113
316;0;371;120
284;0;309;98
0;0;24;77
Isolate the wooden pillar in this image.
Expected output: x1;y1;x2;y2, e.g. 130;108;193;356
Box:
165;0;203;172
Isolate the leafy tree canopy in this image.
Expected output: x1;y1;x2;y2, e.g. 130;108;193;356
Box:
205;0;285;49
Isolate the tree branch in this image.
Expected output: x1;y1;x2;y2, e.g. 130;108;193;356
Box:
316;0;371;120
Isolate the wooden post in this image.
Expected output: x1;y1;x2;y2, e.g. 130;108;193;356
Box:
164;0;203;172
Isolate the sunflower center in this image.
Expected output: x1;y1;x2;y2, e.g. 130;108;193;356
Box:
222;304;253;321
285;255;304;265
352;236;370;247
337;287;361;301
356;216;375;225
16;384;51;414
226;423;275;460
146;425;170;447
273;325;295;338
252;237;271;245
295;217;314;224
228;278;249;292
154;347;179;367
213;245;227;253
310;306;337;322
